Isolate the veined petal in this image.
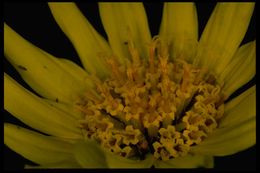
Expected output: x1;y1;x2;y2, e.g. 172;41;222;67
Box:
221;41;255;97
219;85;255;128
46;53;94;89
219;41;255;81
160;2;198;62
44;99;83;120
4;123;75;165
154;155;214;168
191;118;255;156
4;73;82;139
99;2;151;64
73;140;107;168
191;86;256;156
106;153;154;168
195;3;255;75
48;2;112;79
4;23;93;103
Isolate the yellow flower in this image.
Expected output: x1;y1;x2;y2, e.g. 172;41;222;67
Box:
4;2;255;169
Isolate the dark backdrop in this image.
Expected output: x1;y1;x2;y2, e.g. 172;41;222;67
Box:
4;2;256;170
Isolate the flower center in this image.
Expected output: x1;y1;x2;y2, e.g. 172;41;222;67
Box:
75;36;226;161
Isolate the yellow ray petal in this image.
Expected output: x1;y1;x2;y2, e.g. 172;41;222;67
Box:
154;155;214;168
46;53;95;89
221;41;255;97
106;153;154;168
219;85;255;128
99;2;151;64
160;2;198;62
195;3;255;75
4;23;94;103
73;140;108;168
220;41;255;81
191;86;256;156
4;123;75;165
48;2;112;79
4;73;82;139
191;118;255;156
44;99;83;120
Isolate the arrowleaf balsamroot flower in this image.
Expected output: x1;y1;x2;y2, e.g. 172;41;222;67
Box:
4;2;255;168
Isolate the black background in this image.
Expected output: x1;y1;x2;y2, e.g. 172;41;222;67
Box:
4;2;256;170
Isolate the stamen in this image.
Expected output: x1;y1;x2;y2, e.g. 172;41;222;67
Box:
149;36;160;73
127;33;141;67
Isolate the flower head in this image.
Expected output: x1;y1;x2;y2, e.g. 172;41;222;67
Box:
4;2;255;169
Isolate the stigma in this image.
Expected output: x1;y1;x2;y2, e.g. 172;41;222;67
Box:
75;36;225;161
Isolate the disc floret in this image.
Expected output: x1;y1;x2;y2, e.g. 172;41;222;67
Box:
76;36;225;161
